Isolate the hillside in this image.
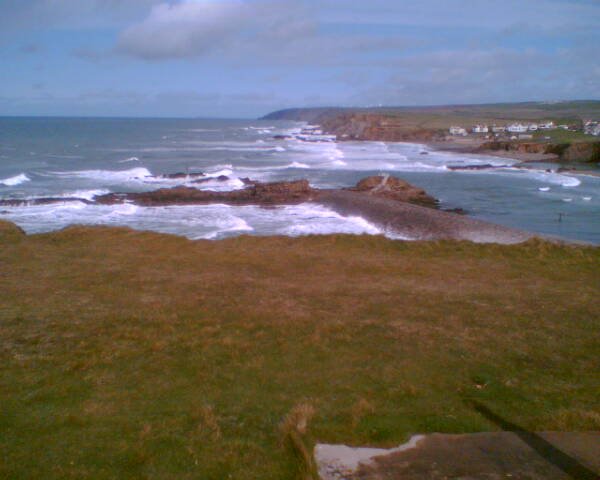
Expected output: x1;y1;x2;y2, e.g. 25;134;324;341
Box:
262;101;600;126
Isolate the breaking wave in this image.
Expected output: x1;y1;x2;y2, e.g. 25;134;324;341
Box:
0;173;30;186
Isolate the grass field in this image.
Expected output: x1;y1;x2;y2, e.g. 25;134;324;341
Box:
1;220;599;479
265;100;600;129
533;129;598;143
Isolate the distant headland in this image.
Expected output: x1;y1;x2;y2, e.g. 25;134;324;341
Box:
262;100;600;165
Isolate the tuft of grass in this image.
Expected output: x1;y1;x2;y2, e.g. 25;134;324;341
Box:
279;404;318;480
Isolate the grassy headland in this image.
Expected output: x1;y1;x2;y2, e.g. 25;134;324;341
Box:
263;101;600;132
1;220;599;479
264;101;600;162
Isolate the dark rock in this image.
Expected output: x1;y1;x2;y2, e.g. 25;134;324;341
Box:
94;179;315;207
192;175;230;184
447;164;504;171
160;172;205;179
443;207;467;215
347;175;438;208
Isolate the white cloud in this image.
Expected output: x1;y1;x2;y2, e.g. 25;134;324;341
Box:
116;1;248;59
115;0;317;60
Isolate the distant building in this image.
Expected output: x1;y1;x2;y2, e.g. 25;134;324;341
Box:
472;124;489;133
507;123;528;133
584;121;600;136
528;123;539;131
519;134;533;140
491;125;506;133
539;121;555;130
558;125;569;130
449;126;467;136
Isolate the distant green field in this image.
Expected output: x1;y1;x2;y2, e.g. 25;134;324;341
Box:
1;221;599;479
533;129;598;143
264;100;600;128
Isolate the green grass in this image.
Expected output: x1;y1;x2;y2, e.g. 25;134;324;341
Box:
1;221;599;479
533;129;597;143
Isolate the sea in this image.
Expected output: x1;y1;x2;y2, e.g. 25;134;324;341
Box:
1;117;599;244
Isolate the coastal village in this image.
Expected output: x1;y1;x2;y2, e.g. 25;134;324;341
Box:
449;119;600;140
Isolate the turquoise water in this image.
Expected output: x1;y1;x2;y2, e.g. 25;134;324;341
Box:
1;117;598;243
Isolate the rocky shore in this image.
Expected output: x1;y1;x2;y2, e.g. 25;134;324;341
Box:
1;174;533;244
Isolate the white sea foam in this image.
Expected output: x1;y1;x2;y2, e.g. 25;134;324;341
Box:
50;167;153;183
527;171;581;187
539;187;551;192
118;156;140;163
289;162;310;169
1;173;30;186
22;189;110;201
202;216;254;239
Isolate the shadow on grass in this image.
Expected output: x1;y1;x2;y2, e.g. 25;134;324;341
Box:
471;401;598;480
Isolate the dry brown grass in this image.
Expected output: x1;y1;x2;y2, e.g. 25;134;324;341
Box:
0;221;599;479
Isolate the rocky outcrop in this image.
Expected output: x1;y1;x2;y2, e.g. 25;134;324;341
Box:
447;163;508;171
347;175;438;207
94;180;316;206
159;172;206;180
479;141;600;162
91;177;439;209
320;113;444;142
560;142;600;162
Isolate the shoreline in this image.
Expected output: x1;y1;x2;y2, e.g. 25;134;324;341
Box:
423;138;561;163
1;175;535;245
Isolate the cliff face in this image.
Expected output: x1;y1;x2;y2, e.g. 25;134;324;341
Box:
479;141;600;162
320;113;444;142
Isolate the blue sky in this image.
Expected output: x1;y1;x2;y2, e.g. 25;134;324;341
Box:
1;0;599;117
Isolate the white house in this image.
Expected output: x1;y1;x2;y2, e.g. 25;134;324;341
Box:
528;123;539;131
449;126;467;136
491;125;506;133
539;121;555;130
584;121;600;136
507;123;528;133
472;124;489;133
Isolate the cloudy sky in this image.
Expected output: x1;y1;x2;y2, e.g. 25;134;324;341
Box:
1;0;599;117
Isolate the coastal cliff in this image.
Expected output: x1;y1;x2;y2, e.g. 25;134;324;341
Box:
478;141;600;163
263;104;600;162
320;113;444;143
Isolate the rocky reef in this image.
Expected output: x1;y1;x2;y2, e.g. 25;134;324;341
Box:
348;175;438;208
1;174;537;243
95;179;316;206
93;176;438;208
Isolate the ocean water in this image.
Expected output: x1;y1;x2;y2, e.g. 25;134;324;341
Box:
1;117;599;243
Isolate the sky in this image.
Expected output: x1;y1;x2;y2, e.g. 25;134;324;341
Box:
1;0;599;118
